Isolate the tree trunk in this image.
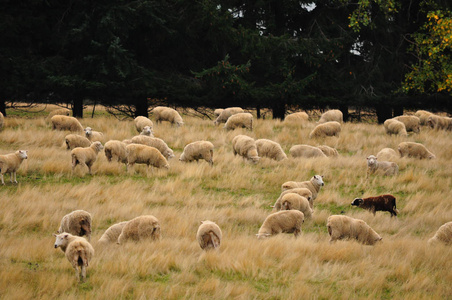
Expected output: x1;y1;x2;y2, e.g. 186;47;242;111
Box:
271;100;286;120
0;100;6;116
72;97;84;118
134;98;148;117
375;103;392;124
256;105;261;119
340;105;349;122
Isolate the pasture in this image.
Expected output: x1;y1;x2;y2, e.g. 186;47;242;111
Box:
0;105;451;299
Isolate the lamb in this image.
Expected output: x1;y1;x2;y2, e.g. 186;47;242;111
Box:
213;108;224;118
0;150;28;185
98;221;129;244
256;210;304;239
351;194;399;217
318;109;343;123
281;193;313;219
309;121;341;138
327;215;382;245
53;232;94;282
317;145;339;157
140;126;153;136
179;140;214;165
126;144;169;172
398;142;436;159
415;110;434;125
117;215;161;244
47;108;70;121
65;134;91;150
58;210;92;241
213;107;244;125
427;114;452;130
376;148;398;161
272;188;313;211
152;106;184;127
104;140;128;164
290;145;327;158
255;139;287;161
131;135;175;160
281;175;324;201
224;112;253;130
231;135;260;164
71;141;104;175
0;112;4;130
428;222;452;245
51;115;84;132
284;112;309;124
134;116;154;133
366;155;398;176
393;115;421;133
384;119;407;137
196;220;222;250
84;127;104;142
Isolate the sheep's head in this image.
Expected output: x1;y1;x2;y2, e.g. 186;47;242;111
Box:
84;127;92;137
367;155;377;166
426;116;435;128
351;198;364;206
313;175;324;186
17;150;28;159
250;156;260;164
53;232;70;248
166;149;175;160
140;126;153;136
92;141;104;152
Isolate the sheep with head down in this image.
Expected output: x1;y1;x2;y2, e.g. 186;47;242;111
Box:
152;106;184;127
255;139;287;161
317;109;343;124
428;222;452;246
309;121;341;138
126;144;169;172
327;215;382;245
224;113;253;130
376;148;398;161
290;145;327;158
232;134;260;164
271;187;313;211
179;140;214;165
415;110;433;125
317;145;339;157
213;108;224;118
104;140;128;165
280;193;313;219
0;150;28;185
117;215;161;244
51;115;84;132
131;135;175;160
256;210;304;239
98;221;128;245
58;210;92;241
393;115;421;133
197;220;222;251
65;134;91;150
284;112;309;124
427;114;452;130
213;107;244;125
384;119;407;136
398;142;435;159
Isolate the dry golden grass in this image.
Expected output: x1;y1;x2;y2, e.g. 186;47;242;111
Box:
0;105;451;299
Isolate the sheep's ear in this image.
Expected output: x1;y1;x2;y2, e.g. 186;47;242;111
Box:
53;233;57;237
321;175;324;178
64;234;69;238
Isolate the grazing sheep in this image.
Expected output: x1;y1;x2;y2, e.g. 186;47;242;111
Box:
415;110;434;125
427;114;452;130
428;222;452;245
51;115;84;132
0;112;4;130
309;121;341;138
317;145;339;157
84;127;104;142
366;155;398;176
351;194;399;217
256;210;304;239
384;119;407;136
47;108;70;121
255;139;287;161
327;215;382;245
134;116;154;133
272;188;313;211
318;109;343;123
152;106;184;127
213;108;224;118
53;232;94;282
98;221;128;244
281;175;324;201
65;134;91;150
58;210;92;241
214;107;244;125
71;141;104;175
398;142;435;159
140;126;153;136
290;145;327;158
179;140;214;165
393;115;421;133
376;148;398;161
196;220;222;251
0;150;28;185
281;193;313;219
224;112;253;130
131;135;175;160
284;112;309;124
104;140;128;164
126;144;169;172
231;135;260;164
117;215;161;244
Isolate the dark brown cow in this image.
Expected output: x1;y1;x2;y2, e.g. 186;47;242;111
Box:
351;194;399;217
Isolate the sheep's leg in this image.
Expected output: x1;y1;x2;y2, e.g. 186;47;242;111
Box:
73;265;81;282
87;163;92;175
293;228;301;238
1;173;4;185
80;265;86;282
12;171;17;184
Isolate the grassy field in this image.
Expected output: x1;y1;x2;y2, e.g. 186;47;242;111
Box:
0;105;451;299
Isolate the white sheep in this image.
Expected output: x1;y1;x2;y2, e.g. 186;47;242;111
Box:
51;115;84;132
428;221;452;245
309;121;341;138
376;148;398;161
393;115;421;133
384;119;407;136
284;112;309;124
327;215;382;245
131;135;175;160
196;220;222;250
290;145;327;158
140;126;153;136
427;115;452;130
415;110;433;125
0;112;4;130
98;221;128;245
213;108;224;118
224;112;253;130
256;210;304;239
58;210;92;241
318;109;343;123
281;175;324;201
46;108;70;121
71;141;104;175
272;187;313;211
280;193;313;219
152;106;184;127
231;134;260;164
366;155;398;176
213;107;244;125
0;150;28;185
126;144;169;172
84;127;104;142
255;139;287;161
53;232;94;282
398;142;436;159
179;140;214;165
317;145;339;157
104;140;128;165
65;134;91;150
134;116;154;133
117;215;161;244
